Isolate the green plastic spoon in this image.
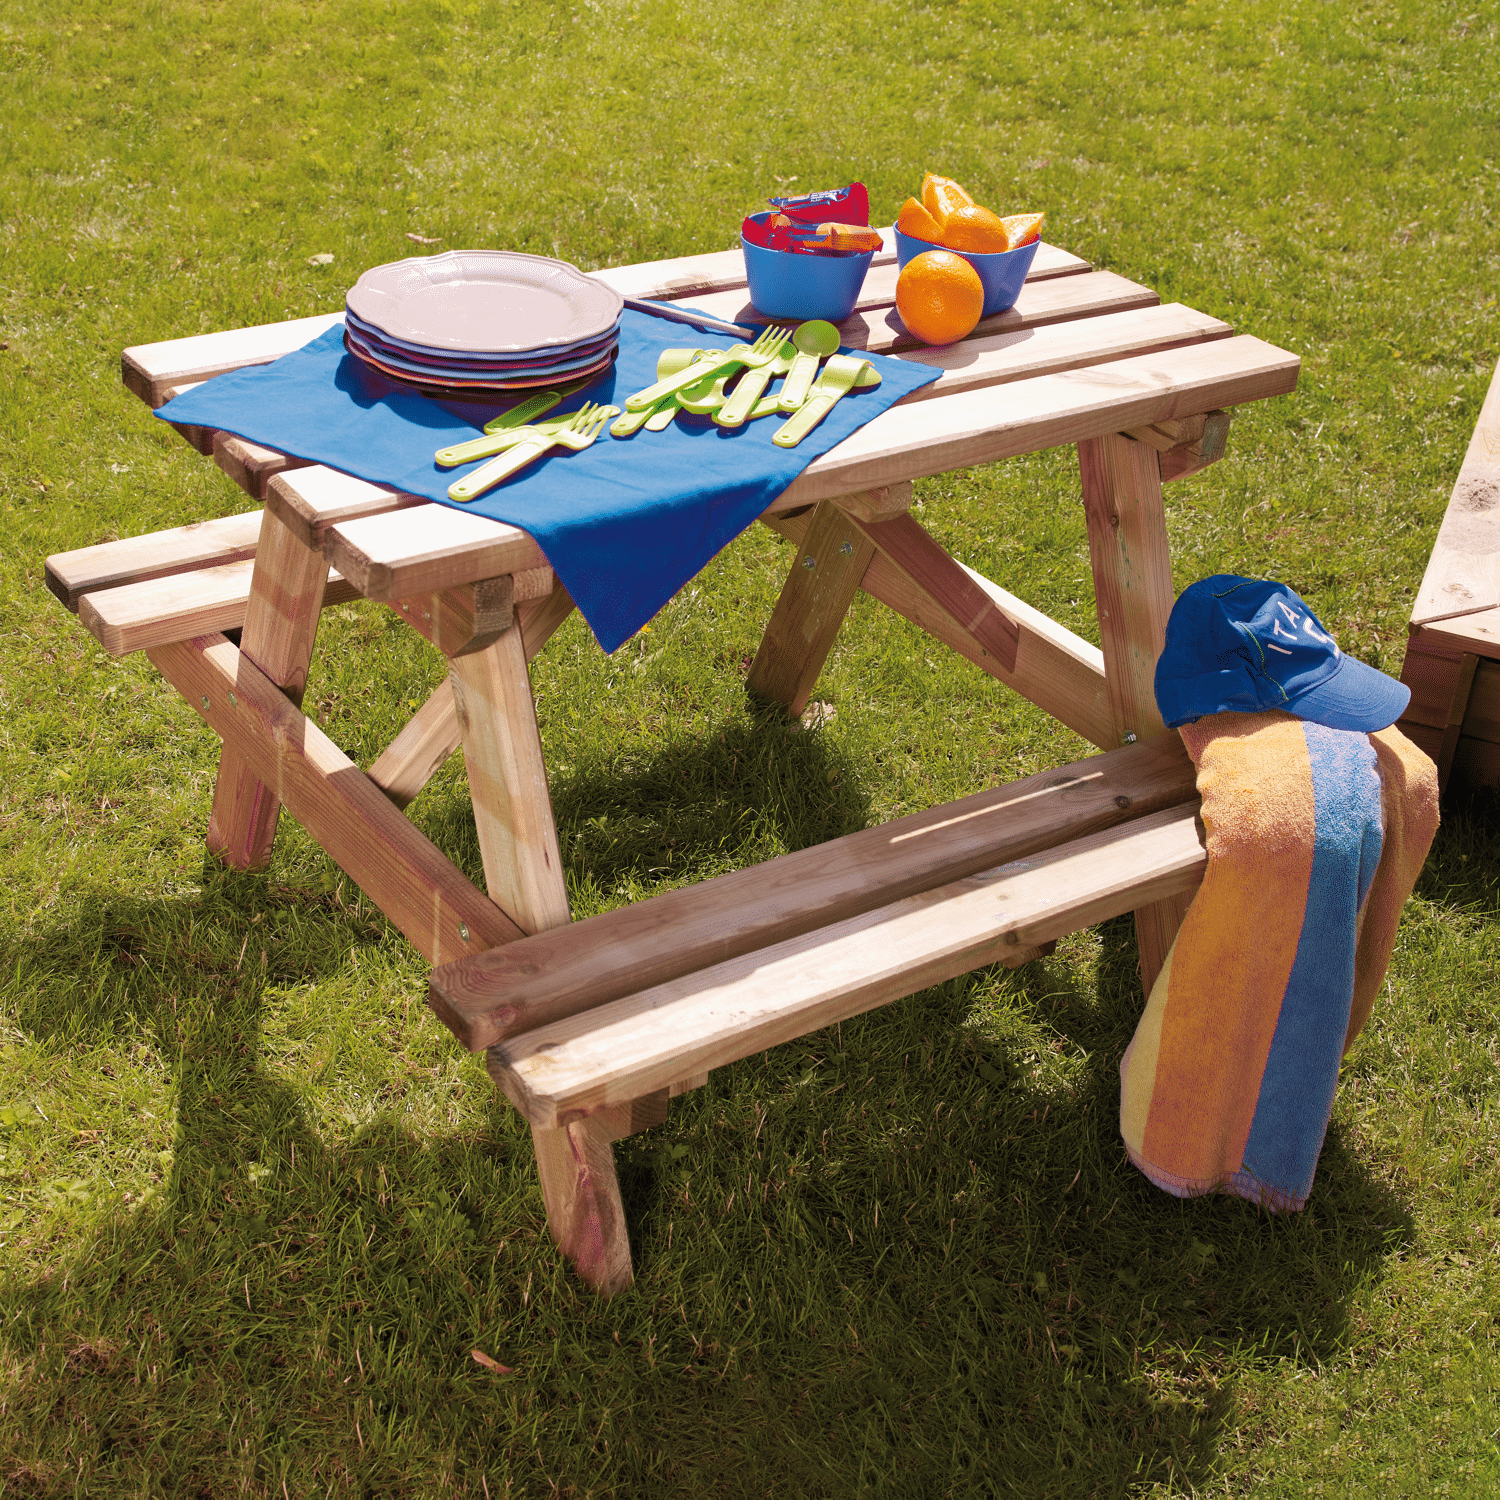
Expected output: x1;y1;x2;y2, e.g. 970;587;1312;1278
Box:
773;355;877;448
777;320;842;413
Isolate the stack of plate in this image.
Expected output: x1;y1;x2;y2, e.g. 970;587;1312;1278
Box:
343;250;624;395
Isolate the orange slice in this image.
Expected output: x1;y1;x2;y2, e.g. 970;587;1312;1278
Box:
896;196;945;243
920;173;974;226
999;212;1045;250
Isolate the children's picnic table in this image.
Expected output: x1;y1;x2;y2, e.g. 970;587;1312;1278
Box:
48;232;1298;1292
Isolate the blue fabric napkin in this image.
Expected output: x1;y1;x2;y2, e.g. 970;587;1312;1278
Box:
156;308;940;652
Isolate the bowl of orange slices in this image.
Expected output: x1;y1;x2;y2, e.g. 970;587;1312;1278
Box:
894;174;1044;318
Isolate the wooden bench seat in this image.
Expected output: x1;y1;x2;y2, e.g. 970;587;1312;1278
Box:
431;794;1206;1294
1397;355;1500;790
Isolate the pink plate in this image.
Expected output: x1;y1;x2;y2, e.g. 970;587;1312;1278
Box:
346;250;623;355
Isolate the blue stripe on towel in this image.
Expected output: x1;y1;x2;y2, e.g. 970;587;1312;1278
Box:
1234;721;1385;1206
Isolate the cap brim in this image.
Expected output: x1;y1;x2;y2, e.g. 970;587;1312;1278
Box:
1287;654;1410;732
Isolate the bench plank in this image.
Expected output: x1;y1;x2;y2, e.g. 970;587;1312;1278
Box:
78;559;360;657
46;511;266;612
429;734;1197;1050
487;804;1206;1128
1411;355;1500;625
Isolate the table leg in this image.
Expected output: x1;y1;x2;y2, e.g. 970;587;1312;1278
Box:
447;623;571;937
1078;431;1194;994
206;506;328;869
747;500;876;717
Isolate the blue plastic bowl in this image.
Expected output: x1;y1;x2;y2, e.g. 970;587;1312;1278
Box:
741;212;874;323
893;229;1040;317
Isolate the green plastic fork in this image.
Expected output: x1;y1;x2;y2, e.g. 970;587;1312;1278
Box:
623;324;789;412
447;402;613;502
435;403;621;468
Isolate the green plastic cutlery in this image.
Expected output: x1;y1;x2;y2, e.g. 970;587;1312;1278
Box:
447;401;614;502
772;355;879;448
623;324;789;411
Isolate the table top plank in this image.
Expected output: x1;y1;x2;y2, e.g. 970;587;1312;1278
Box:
266;465;424;549
327;506;551;602
672;268;1158;351
778;333;1299;509
312;335;1298;602
122;239;1094;408
894;302;1231;403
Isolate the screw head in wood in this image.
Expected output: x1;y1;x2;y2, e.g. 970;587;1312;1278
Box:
1122;732;1137;744
802;556;816;570
200;695;210;710
459;922;470;941
227;691;237;706
840;540;854;556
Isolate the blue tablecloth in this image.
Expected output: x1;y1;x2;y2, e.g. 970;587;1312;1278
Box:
157;308;939;652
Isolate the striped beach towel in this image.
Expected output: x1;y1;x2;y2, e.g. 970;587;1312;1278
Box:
1120;711;1438;1211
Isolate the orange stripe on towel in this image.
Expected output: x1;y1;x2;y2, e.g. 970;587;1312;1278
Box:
1139;712;1317;1182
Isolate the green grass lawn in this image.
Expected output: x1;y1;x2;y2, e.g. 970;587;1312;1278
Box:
2;0;1498;1493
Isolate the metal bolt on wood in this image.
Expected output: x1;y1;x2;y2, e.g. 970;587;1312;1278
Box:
802;556;816;570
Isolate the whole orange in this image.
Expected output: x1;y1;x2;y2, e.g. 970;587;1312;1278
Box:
936;203;1011;254
895;251;984;345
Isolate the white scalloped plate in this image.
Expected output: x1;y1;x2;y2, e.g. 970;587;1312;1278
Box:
346;250;622;355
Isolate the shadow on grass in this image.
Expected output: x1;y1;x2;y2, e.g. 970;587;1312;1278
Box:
0;793;1418;1498
414;704;877;911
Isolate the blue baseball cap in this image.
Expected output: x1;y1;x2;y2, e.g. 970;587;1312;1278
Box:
1154;575;1410;731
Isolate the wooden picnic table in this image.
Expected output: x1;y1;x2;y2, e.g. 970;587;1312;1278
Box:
48;230;1299;1293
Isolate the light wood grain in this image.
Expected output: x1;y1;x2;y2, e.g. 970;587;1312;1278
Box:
766;511;1113;749
769;335;1301;512
267;465;425;551
120;236;1079;411
1411;356;1500;625
1418;608;1500;657
206;506;331;872
387;576;540;660
123;312;347;407
1078;430;1188;993
214;433;312;501
893;304;1232;405
747;501;877;716
488;805;1207;1128
429;735;1197;1050
848;512;1021;674
680;269;1158;355
148;633;522;963
325;507;551;603
449;627;571;936
78;559;359;657
366;578;577;810
522;1113;634;1295
313;338;1298;608
367;680;463;810
46;511;266;613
